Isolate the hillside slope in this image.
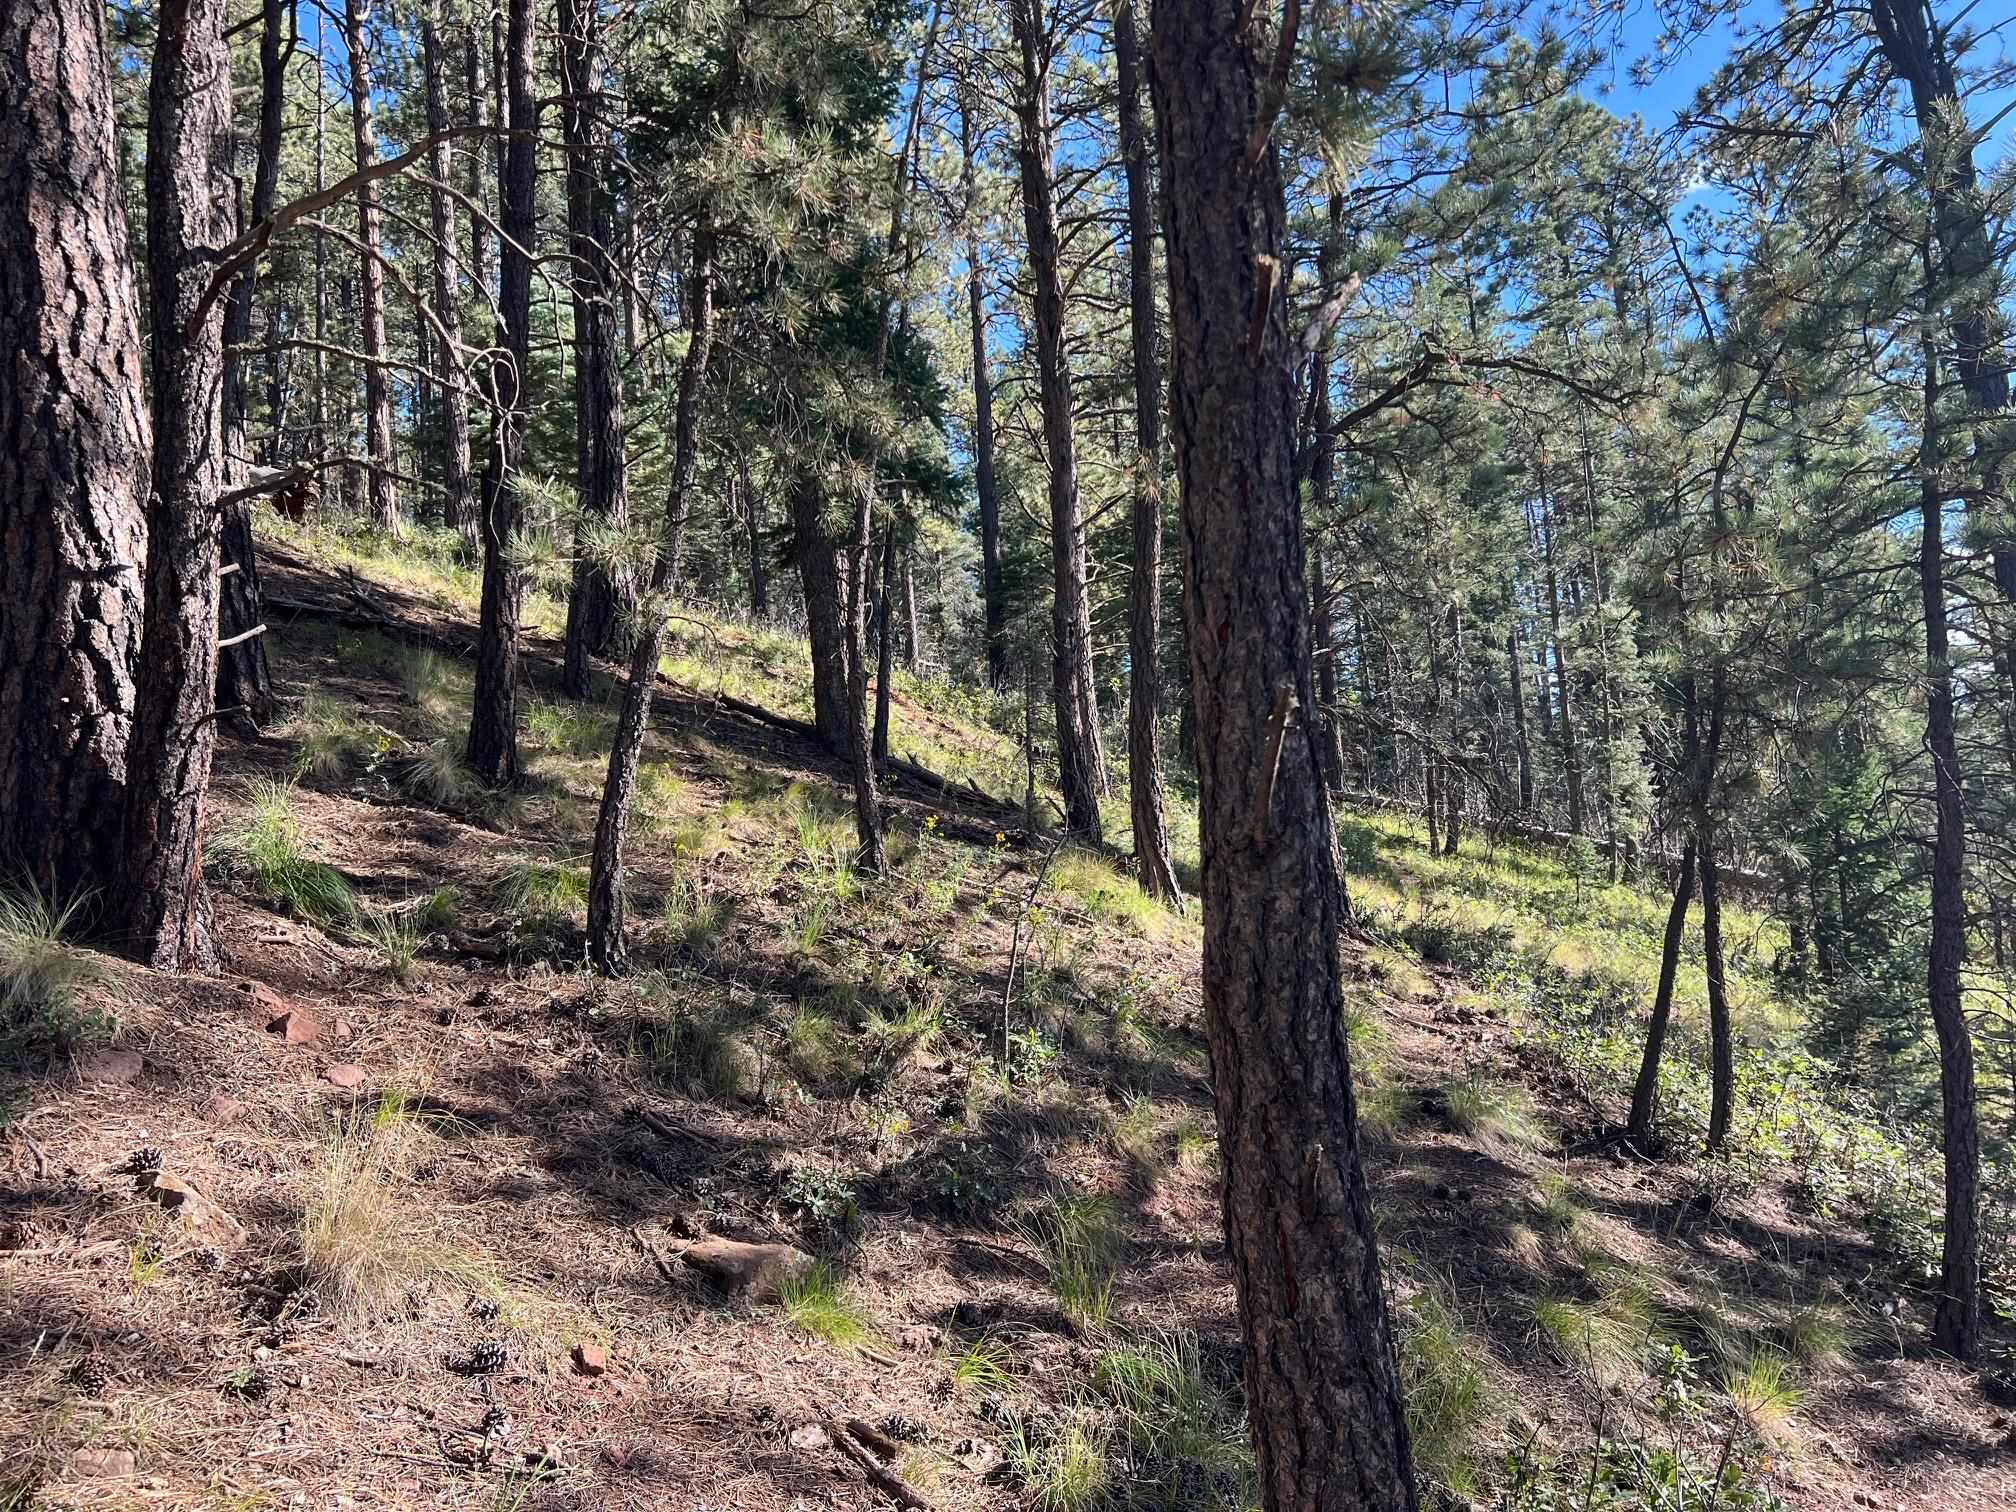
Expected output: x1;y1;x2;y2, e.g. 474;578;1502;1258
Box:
0;531;2008;1512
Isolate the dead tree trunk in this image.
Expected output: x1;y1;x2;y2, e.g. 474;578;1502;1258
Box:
1152;5;1418;1506
343;0;399;533
466;0;536;787
959;90;1006;693
0;0;151;906
123;0;236;970
1013;0;1105;840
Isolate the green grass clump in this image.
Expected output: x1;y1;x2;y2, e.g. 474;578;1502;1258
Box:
1437;1075;1546;1148
1773;1302;1858;1370
1004;1410;1111;1512
1532;1173;1585;1237
399;738;479;808
496;859;588;923
214;782;355;928
779;1262;873;1348
655;870;730;959
524;700;612;760
1531;1265;1661;1379
1026;1193;1125;1331
289;693;375;781
950;1334;1016;1395
1049;850;1167;936
358;907;422;986
1398;1280;1491;1494
634;1002;750;1102
0;886;108;1048
1721;1349;1802;1438
1095;1331;1250;1500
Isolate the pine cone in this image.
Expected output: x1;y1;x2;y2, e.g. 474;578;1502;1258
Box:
448;1339;507;1374
68;1358;110;1396
121;1146;164;1176
412;1155;445;1182
879;1413;926;1443
190;1246;223;1274
466;1295;500;1322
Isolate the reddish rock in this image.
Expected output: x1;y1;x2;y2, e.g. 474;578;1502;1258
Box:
333;1018;355;1043
321;1063;367;1089
267;1009;323;1045
678;1237;815;1301
70;1447;135;1479
240;981;289;1019
77;1049;143;1084
571;1342;607;1376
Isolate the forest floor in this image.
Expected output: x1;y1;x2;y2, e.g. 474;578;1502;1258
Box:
1;522;2011;1512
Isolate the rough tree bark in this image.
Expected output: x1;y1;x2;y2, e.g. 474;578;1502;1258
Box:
797;471;854;751
1115;3;1181;905
1151;3;1419;1507
1013;0;1106;840
123;0;236;969
585;226;716;974
1698;665;1733;1153
558;0;634;695
215;0;287;726
1916;334;1983;1359
343;0;399;533
1506;611;1533;811
465;0;536;786
961;90;1007;693
0;0;151;906
1628;839;1698;1145
421;0;476;550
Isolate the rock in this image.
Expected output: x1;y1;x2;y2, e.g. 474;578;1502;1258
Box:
787;1423;830;1451
321;1063;367;1089
572;1342;607;1377
333;1019;355;1043
78;1049;143;1085
70;1447;136;1478
207;1095;249;1125
239;981;290;1020
139;1172;238;1236
678;1237;815;1301
896;1322;943;1353
269;1009;323;1046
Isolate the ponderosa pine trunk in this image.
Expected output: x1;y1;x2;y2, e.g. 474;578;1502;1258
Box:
214;0;285;726
845;490;887;873
558;0;633;695
1628;838;1697;1145
1506;613;1534;811
343;0;398;534
123;0;234;970
585;227;716;973
959;90;1006;693
466;0;535;787
421;0;475;550
0;0;151;907
1115;2;1180;904
1013;0;1105;840
1151;5;1418;1507
463;19;491;303
796;470;853;751
742;452;768;618
874;532;896;765
1540;493;1584;834
1917;338;1984;1359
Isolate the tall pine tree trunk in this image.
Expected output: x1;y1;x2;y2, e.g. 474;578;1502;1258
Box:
796;471;853;751
1152;5;1417;1505
1013;0;1105;840
422;0;475;550
1698;670;1734;1153
1629;838;1698;1145
1540;487;1583;832
343;0;398;534
124;0;235;970
0;0;150;907
466;0;535;786
1115;3;1180;904
586;228;716;973
1506;612;1533;811
559;0;633;695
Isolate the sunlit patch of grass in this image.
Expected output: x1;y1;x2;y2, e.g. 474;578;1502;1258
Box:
214;781;356;928
287;692;376;781
950;1334;1016;1395
1531;1265;1662;1380
1048;849;1168;937
631;982;751;1101
399;737;479;809
1094;1331;1250;1497
1357;1083;1415;1138
524;699;613;759
495;859;588;923
1171;1116;1216;1173
1109;1094;1163;1168
0;885;108;1048
1772;1302;1859;1370
301;1089;484;1315
631;762;690;838
1437;1075;1546;1148
357;906;422;986
1532;1173;1585;1238
779;1262;873;1348
1025;1193;1124;1330
655;869;731;959
1721;1349;1802;1439
786;1005;860;1090
1398;1277;1491;1495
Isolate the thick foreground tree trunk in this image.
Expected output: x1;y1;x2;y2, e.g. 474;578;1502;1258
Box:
0;0;150;906
466;0;536;785
1115;3;1181;906
123;0;235;970
1013;0;1105;840
1151;5;1418;1508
